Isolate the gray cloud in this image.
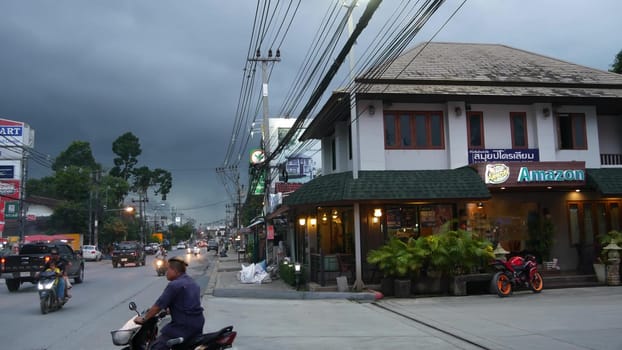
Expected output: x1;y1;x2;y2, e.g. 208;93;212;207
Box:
0;0;620;225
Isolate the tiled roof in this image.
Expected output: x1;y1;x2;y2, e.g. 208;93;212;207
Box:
586;168;622;195
283;167;490;206
362;42;622;85
356;42;622;100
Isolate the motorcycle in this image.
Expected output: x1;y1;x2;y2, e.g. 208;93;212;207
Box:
37;270;67;314
491;254;544;297
155;257;168;276
111;302;237;350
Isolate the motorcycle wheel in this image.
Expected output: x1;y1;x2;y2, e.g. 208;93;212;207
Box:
40;295;51;314
530;272;544;293
493;271;512;297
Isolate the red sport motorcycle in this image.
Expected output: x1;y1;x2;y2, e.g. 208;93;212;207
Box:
491;254;543;297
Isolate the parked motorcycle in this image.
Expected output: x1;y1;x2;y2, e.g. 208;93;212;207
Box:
37;270;67;314
155;257;168;276
491;254;543;297
111;302;237;350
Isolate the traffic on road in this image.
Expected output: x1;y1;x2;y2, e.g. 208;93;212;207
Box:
1;246;621;349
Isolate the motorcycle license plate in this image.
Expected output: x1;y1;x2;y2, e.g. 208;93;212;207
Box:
20;272;30;277
121;258;128;262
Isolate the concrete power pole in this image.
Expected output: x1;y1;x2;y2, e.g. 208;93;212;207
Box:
248;48;280;264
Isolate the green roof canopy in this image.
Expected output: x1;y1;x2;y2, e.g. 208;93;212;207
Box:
284;167;490;206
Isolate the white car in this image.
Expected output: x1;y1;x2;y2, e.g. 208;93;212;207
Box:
82;245;103;261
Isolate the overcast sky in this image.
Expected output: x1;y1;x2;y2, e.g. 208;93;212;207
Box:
0;0;620;226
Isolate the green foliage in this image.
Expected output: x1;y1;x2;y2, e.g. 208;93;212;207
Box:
26;176;57;198
49;201;89;233
54;165;92;201
279;262;306;287
367;230;494;278
611;49;622;74
52;141;99;172
367;237;423;278
110;132;141;181
169;222;194;243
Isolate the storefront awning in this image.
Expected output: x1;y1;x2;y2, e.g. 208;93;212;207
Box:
283;167;491;206
587;168;622;196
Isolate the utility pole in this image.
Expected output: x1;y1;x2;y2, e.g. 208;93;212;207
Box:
249;48;280;264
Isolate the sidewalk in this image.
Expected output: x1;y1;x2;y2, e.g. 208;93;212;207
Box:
205;253;376;300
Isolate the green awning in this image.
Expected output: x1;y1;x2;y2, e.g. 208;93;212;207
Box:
284;167;490;206
586;168;622;196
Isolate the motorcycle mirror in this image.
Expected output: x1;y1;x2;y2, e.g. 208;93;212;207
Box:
129;302;137;311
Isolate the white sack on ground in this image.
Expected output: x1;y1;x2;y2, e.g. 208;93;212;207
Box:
237;263;271;284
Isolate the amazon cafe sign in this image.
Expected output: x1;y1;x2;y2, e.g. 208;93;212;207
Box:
473;161;586;188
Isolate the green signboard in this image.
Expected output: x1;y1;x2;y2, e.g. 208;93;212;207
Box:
4;201;19;219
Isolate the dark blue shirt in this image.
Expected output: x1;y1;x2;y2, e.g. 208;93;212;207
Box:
156;273;205;338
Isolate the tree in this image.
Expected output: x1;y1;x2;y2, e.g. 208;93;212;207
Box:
52;141;99;172
110;132;141;181
131;166;172;201
611;49;622;74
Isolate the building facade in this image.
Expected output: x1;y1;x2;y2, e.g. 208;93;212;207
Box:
284;42;622;289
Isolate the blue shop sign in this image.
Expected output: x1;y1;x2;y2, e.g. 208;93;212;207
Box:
469;149;539;164
0;165;14;179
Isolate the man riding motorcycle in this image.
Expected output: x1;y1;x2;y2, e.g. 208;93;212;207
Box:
134;256;204;349
43;248;71;302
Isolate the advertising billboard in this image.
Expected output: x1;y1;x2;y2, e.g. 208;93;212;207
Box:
0;118;35;160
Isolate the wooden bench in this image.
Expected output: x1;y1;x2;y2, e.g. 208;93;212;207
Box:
450;273;493;296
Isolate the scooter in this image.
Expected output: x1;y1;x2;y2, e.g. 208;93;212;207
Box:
111;302;237;350
37;270;67;314
155;257;168;276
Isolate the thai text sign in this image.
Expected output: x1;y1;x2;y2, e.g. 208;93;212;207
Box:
468;149;539;164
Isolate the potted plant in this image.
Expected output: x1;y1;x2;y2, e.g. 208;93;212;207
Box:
367;237;422;297
416;230;494;294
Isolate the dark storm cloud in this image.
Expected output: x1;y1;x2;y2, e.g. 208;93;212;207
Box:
0;0;620;224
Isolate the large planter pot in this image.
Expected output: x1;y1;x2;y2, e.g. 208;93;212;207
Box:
380;277;394;296
412;275;449;295
394;278;411;298
593;263;606;284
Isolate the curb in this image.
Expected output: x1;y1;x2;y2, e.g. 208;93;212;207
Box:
213;288;378;300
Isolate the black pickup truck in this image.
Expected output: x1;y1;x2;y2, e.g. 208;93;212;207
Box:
111;241;146;268
0;242;84;292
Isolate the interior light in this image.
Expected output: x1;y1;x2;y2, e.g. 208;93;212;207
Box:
298;218;306;226
310;218;317;226
373;208;382;217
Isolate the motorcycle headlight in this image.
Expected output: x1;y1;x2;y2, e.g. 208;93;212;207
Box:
156;260;163;267
38;280;55;290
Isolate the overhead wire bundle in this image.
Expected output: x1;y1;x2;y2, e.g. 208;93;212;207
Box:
219;0;467;205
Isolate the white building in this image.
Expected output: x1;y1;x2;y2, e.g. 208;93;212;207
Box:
285;42;622;288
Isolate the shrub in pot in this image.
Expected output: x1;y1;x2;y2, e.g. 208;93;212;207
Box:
367;238;423;297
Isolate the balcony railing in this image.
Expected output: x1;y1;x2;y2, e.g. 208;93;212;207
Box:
600;154;622;166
